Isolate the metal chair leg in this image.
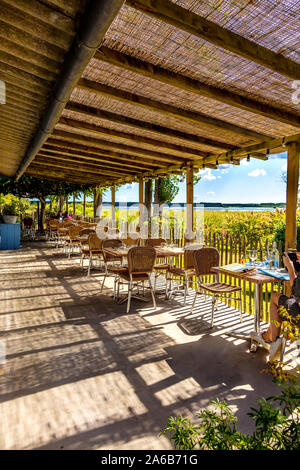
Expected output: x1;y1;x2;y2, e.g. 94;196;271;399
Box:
190;291;197;314
238;291;243;322
211;294;216;327
101;270;107;292
165;274;170;299
87;256;92;276
183;274;188;305
148;276;156;310
127;281;132;313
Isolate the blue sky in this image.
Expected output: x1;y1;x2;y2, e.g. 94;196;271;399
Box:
103;152;288;204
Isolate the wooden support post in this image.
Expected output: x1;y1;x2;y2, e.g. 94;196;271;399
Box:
59;195;64;212
186;164;194;242
145;179;153;238
111;185;116;226
139;176;144;242
36;201;40;232
73;192;76;216
285;143;300;251
93;188;97;219
83;192;86;218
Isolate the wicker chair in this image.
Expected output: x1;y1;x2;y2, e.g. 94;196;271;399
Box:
64;225;82;257
101;239;124;297
109;246;157;313
79;228;96;244
165;247;197;305
146;238;169;292
190;247;242;327
121;236;140;247
78;229;96;269
62;219;73;227
145;238;166;247
55;222;70;248
48;219;59;241
82;233;103;275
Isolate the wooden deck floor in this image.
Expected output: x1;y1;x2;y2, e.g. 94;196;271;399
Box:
0;242;297;450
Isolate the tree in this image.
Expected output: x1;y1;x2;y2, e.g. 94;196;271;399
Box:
281;171;300;199
93;186;109;219
153;173;201;235
0;176;94;231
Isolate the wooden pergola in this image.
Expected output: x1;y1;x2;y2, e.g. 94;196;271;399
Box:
0;0;299;249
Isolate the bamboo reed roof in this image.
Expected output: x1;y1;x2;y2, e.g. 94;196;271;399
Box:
1;0;300;186
0;0;88;177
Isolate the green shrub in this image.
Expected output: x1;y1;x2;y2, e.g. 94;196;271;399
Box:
161;312;300;451
161;378;300;450
274;216;300;250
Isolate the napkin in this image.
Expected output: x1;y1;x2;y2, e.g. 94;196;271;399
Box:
257;268;290;281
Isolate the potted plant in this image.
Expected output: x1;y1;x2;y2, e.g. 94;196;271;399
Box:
1;201;18;224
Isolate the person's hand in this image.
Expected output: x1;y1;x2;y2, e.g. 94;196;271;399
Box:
283;252;296;284
283;252;294;271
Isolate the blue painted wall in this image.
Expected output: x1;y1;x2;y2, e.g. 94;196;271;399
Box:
0;223;20;250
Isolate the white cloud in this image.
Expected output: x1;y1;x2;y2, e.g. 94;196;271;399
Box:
281;163;287;171
269;153;287;160
199;168;216;180
206;191;215;196
219;164;230;169
240;158;250;165
248;169;267;177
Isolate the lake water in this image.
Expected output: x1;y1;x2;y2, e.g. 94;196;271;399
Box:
200;206;282;212
102;202;284;212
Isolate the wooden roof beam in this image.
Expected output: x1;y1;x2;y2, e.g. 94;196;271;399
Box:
27;163;119;183
65;101;250;150
77;78;250;147
34;157;138;177
58;116;209;159
48;131;187;165
25;169;109;186
2;0;76;35
109;155;235;185
96;47;300;128
126;0;300;80
212;132;300;162
15;0;126;181
38;148;156;171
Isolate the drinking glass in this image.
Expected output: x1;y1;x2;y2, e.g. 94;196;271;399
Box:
249;249;257;266
264;251;272;269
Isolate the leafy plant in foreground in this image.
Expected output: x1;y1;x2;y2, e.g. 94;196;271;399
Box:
161;378;299;450
161;317;300;450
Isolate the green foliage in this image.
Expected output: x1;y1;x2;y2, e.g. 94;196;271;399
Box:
0;194;31;216
248;378;300;450
160;416;200;450
161;319;300;450
203;209;286;245
274;216;300;250
157;173;201;205
161;379;300;450
158;176;181;204
0;175;95;201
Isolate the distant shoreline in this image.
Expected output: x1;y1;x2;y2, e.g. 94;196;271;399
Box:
100;202;285;210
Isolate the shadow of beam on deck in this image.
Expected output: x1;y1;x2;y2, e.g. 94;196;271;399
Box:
0;243;288;450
